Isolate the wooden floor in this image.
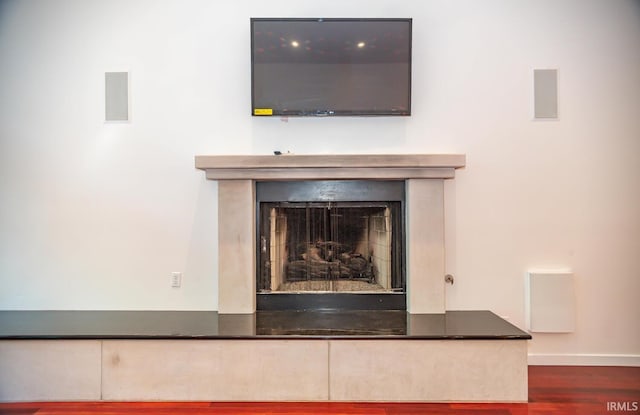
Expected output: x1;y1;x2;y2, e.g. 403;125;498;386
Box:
0;366;638;414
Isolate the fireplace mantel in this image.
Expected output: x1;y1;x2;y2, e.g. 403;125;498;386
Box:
195;153;466;314
195;154;465;180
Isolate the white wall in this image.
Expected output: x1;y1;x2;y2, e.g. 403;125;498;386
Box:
1;0;638;364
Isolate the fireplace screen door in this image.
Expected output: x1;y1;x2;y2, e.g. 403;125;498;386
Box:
258;201;404;294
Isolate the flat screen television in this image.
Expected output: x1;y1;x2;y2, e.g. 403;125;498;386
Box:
251;18;412;117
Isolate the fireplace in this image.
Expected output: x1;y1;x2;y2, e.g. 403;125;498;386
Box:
194;154;466;314
256;181;405;310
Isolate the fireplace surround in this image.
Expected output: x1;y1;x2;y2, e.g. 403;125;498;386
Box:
195;154;466;314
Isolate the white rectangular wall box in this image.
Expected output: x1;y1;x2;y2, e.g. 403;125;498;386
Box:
533;69;558;119
526;271;575;332
105;72;129;121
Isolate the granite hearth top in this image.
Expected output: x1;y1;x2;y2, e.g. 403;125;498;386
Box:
0;310;530;340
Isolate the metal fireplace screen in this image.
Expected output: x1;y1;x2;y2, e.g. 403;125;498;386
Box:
258;201;404;293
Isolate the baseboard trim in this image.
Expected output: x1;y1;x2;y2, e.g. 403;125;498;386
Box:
528;353;640;367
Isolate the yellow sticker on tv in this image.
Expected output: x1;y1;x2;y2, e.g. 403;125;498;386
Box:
254;108;273;116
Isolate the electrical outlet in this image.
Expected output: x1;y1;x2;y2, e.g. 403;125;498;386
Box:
170;272;182;288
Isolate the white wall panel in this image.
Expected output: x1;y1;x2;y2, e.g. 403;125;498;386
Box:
526;271;575;332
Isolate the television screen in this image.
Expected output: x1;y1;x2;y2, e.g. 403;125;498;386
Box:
251;18;412;117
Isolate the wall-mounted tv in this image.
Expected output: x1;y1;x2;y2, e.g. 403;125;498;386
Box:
251;18;412;117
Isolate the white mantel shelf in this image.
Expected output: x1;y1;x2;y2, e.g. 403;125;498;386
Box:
195;154;466;180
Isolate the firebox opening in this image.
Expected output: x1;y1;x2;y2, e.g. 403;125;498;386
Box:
259;202;402;293
256;180;406;311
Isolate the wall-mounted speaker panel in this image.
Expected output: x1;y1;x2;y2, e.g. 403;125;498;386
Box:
533;69;558;119
105;72;129;121
526;271;575;332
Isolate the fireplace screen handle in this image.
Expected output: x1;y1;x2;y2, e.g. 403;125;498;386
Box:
261;236;267;253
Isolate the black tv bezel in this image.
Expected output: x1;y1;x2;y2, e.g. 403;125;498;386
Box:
250;17;412;117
